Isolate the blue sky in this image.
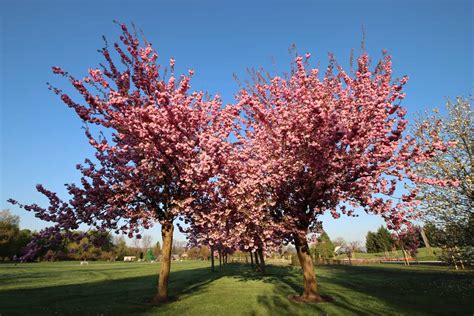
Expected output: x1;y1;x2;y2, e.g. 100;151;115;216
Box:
1;0;472;246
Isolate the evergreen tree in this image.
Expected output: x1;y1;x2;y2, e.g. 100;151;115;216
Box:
311;231;335;260
366;232;378;253
146;249;156;261
375;226;395;252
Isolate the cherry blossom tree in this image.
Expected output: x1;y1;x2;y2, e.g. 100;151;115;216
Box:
236;51;452;302
8;24;236;303
183;137;286;273
182;195;230;272
393;225;421;265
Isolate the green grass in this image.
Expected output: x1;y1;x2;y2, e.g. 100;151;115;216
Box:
335;247;441;261
0;260;472;315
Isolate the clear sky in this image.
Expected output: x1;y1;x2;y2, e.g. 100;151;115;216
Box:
1;0;472;246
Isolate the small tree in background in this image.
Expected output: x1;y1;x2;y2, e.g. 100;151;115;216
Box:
375;226;396;255
311;231;335;261
114;236;128;261
0;210;32;261
12;229;32;259
142;235;153;257
347;241;361;259
393;226;421;265
65;230;113;261
132;238;142;258
171;240;186;256
198;246;211;260
366;232;378;253
365;226;397;255
0;210;20;260
423;222;443;246
186;247;201;260
333;237;346;249
146;249;156;261
424;218;473;268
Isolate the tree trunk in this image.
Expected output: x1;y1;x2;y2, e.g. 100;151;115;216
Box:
454;246;465;269
451;249;459;270
250;251;254;268
420;228;433;256
218;249;222;268
293;233;324;302
258;247;265;274
401;244;410;266
254;251;260;271
153;219;174;303
210;245;215;272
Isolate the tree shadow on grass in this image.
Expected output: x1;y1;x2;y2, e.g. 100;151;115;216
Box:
233;265;377;315
252;264;474;315
221;263;473;315
317;264;474;315
0;265;223;316
0;263;472;315
212;264;369;315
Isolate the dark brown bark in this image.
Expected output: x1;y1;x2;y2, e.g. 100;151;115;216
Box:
153;218;174;303
292;233;326;302
210;245;215;272
254;250;260;271
258;247;265;274
218;249;222;268
250;251;254;268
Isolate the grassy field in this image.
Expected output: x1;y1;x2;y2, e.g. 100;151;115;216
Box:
0;261;472;315
334;247;441;261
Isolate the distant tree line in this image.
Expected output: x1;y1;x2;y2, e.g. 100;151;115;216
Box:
365;225;426;256
281;231;364;267
0;209;213;262
0;210;32;260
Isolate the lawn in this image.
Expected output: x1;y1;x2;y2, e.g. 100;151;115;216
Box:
334;247;441;261
0;260;472;315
